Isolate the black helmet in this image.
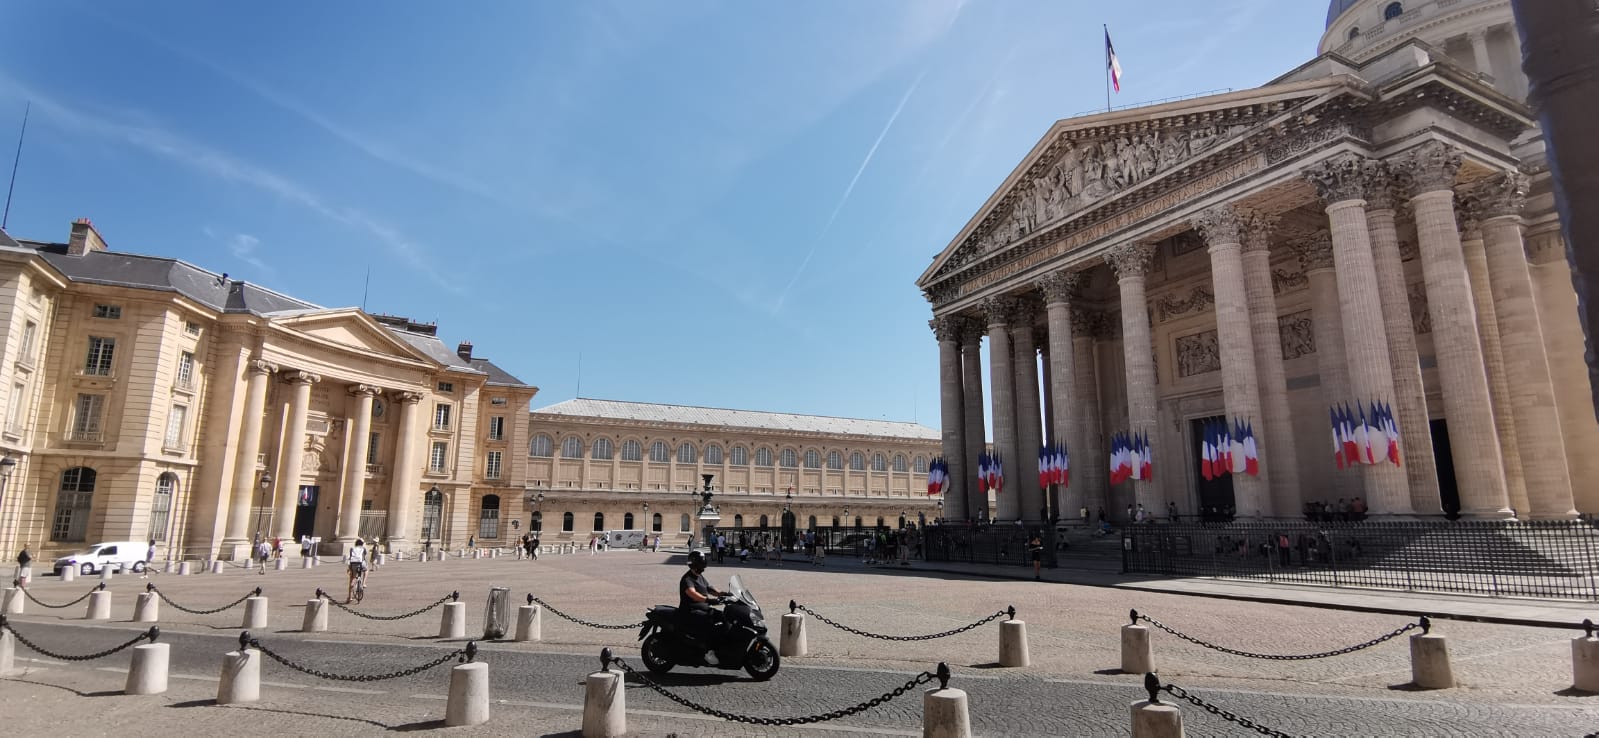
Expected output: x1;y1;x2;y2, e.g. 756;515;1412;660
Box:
688;550;707;571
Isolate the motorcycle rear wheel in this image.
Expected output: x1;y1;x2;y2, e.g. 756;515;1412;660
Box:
743;638;780;681
641;633;675;674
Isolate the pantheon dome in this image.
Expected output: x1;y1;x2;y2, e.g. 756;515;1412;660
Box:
1319;0;1524;100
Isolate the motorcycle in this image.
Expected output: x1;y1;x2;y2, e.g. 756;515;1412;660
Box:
638;575;781;681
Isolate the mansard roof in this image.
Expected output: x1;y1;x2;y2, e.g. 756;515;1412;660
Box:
532;398;940;441
19;238;319;315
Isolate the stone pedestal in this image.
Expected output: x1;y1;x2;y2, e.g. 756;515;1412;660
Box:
780;612;807;657
133;592;159;623
1573;636;1599;692
515;604;541;642
125;643;169;695
1410;632;1454;689
242;597;269;630
85;590;112;620
1130;700;1184;738
1121;624;1153;674
302;598;328;632
923;687;972;738
445;662;490;727
581;668;626;737
217;648;261;704
998;620;1029;668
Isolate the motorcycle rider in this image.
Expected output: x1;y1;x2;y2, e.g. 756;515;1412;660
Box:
678;550;731;661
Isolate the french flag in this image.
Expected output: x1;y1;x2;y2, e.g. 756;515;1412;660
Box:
1105;27;1123;93
1331;407;1344;469
1139;432;1153;482
1200;420;1215;481
977;453;990;494
1340;403;1360;463
1382;401;1402;466
1243;421;1259;477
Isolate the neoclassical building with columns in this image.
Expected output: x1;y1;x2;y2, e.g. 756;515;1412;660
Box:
919;0;1598;524
0;219;537;561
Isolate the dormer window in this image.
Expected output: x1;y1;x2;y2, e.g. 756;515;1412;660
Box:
1384;3;1403;21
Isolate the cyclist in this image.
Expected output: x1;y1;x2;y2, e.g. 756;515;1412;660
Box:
346;538;368;603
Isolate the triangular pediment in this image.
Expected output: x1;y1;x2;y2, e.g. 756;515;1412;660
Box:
917;78;1350;291
268;308;437;365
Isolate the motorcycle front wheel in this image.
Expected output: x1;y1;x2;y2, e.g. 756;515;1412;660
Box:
743;638;780;681
641;633;675;675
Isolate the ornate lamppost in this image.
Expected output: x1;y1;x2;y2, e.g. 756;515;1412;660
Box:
253;470;273;543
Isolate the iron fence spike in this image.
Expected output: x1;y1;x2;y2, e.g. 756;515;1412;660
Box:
789;600;797;614
1585;618;1594;638
1419;615;1431;634
97;582;106;591
451;590;460;602
1007;605;1016;620
146;582;155;593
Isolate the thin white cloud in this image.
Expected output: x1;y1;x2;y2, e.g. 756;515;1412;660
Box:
226;233;272;274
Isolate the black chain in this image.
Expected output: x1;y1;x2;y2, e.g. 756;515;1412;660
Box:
150;585;259;615
1162;683;1293;737
1135;611;1420;660
529;596;645;630
19;584;102;609
322;590;456;621
610;656;935;725
797;604;1009;642
247;635;473;682
2;618;156;662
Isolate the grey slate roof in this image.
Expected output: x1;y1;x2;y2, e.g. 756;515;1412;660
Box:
470;358;530;387
386;328;481;372
20;239;318;315
533;398;940;440
0;227;20;250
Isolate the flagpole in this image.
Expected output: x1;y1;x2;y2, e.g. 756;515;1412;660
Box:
3;101;30;230
1104;25;1111;113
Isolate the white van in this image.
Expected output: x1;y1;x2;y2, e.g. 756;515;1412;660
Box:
53;541;149;576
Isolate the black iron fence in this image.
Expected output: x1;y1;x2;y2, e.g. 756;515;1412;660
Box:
1120;519;1599;601
923;523;1059;568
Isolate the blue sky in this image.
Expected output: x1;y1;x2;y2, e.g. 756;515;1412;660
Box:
0;0;1326;424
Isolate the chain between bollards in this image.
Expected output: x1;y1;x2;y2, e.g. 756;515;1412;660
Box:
147;584;261;615
795;603;1011;641
1;615;154;661
1149;673;1294;738
319;589;456;621
1132;610;1423;660
240;630;473;682
18;583;103;609
528;595;646;630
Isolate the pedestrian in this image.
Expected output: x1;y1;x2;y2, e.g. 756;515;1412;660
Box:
272;536;282;560
143;539;157;579
1167;501;1179;522
15;543;33;586
1028;531;1044;580
517;534;527;560
1080;506;1090;526
652;534;661;553
468;536;476;550
256;539;271;575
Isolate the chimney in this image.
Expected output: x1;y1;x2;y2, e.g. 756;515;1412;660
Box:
67;218;109;256
456;341;474;361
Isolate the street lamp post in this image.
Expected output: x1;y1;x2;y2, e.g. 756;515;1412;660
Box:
0;455;15;550
253;471;273;543
425;485;443;555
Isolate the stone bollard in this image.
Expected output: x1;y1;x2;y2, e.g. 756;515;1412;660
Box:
446;643;489;727
0;623;13;675
86;587;112;620
1122;611;1154;674
242;594;269;630
302;593;328;632
61;566;76;582
2;587;21;615
420;552;429;563
134;591;160;623
125;630;168;695
923;663;969;738
998;608;1028;668
1573;619;1599;692
178;561;192;576
440;593;466;639
515;599;542;642
275;558;287;571
377;553;387;566
217;639;261;704
779;602;807;657
1409;617;1453;689
163;561;176;574
100;565;115;582
210;560;224;574
1131;674;1184;738
582;649;626;738
301;556;313;569
244;557;254;570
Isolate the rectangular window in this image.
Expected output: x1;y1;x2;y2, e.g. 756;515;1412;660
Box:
490;397;507;406
93;304;122;319
176;351;196;388
486;451;502;479
429;442;449;472
20;321;37;364
164;405;188;448
71;393;105;439
488;416;504;441
367;432;381;465
437;381;453;393
5;382;25;432
185;321;201;336
433;403;452;431
84;336;116;376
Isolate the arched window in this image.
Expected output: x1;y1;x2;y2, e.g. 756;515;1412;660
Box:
679;513;691;532
677;443;697;464
52;467;96;542
621;440;643;461
779;449;798;468
1348;26;1360;41
826;451;843;470
650;441;670;463
422;488;444;542
872;453;887;471
562;512;574;532
759;514;769;528
593;512;605;531
561;436;584;458
803;450;820;468
853;516;863;528
1383;2;1402;20
624;512;635;530
149;473;177;541
893;454;908;473
850;452;865;471
652;513;663;532
832;516;840;527
733;514;744;527
529;434;554;457
754;448;773;467
532;511;543;532
705;444;724;465
913;456;928;473
592;438;614;460
807;515;817;529
478;494;501;539
730;445;748;465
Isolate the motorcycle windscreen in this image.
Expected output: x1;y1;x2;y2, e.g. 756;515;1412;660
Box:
727;575;761;614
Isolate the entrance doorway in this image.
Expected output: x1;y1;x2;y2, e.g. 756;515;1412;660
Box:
1191;416;1235;521
1430;419;1461;518
293;485;319;540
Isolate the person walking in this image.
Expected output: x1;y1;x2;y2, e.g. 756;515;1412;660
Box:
15;544;33;586
143;540;158;579
256;539;271;575
1028;531;1044;580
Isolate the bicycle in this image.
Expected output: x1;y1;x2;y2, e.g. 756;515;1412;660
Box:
352;568;367;603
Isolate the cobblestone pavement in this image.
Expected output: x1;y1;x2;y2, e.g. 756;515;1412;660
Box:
6;549;1599;735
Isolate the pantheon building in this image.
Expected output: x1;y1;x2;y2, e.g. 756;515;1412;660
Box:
919;0;1597;524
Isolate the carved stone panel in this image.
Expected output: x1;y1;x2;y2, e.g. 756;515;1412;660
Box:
1174;329;1221;378
1277;310;1315;360
1153;285;1215;323
1407;282;1432;335
1271;268;1308;294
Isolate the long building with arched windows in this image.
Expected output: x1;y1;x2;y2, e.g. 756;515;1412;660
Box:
523;398;942;543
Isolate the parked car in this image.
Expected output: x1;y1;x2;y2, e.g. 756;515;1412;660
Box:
53;541;148;576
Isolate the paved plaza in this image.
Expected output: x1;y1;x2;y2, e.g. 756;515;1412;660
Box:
5;549;1599;735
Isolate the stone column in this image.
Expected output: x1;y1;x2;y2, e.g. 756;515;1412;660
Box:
1471;172;1578;518
931;316;968;521
336;385;380;545
1291;229;1360;504
1468;30;1494;80
959;322;988;521
1458;205;1529;515
1010;299;1045;522
1071;311;1106;516
1305;155;1411;514
1238;212;1304;518
1194;205;1271;517
982;296;1020;521
1105;242;1160;511
221;360;277;555
270;370;320;541
386;392;424;543
1526;226;1599;514
1393;142;1510;517
1362;171;1443;515
1037;270;1082;518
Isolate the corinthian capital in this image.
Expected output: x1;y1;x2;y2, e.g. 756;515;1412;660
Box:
1454;197;1483;241
1191;204;1244;248
1359;161;1401;211
1238;209;1278;255
979;296;1019;328
1034;270;1082;305
1104;242;1156;281
1286;228;1336;272
1393;141;1462;196
1304;153;1378;205
247;359;278;376
929;315;966;343
1008;295;1040;327
1465;170;1529;220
